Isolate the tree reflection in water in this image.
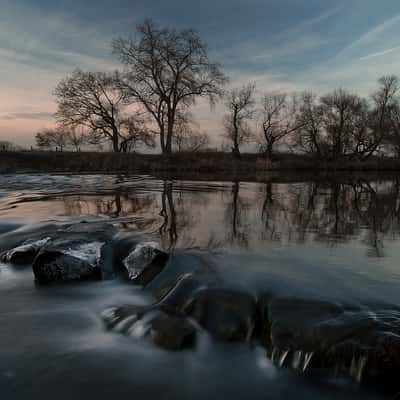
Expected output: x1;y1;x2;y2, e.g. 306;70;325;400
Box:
57;177;400;257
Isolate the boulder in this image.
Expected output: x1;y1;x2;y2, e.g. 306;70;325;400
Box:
32;239;105;283
258;295;400;384
0;237;50;265
123;242;169;285
184;288;257;342
101;306;196;351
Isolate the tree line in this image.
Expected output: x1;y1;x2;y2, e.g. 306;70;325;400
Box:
36;19;400;161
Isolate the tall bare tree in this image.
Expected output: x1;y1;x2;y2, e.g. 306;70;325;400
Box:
258;92;300;159
223;83;256;156
113;19;227;154
54;70;152;153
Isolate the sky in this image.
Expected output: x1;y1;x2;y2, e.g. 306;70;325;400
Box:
2;0;400;147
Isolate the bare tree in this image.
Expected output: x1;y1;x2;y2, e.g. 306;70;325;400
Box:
113;19;227;154
35;128;69;151
369;75;400;158
294;92;325;158
258;92;300;159
319;89;371;160
67;129;88;152
173;113;209;152
223;83;256;156
0;141;20;151
54;70;153;153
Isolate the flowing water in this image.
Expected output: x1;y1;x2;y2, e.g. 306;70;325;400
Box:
0;173;399;399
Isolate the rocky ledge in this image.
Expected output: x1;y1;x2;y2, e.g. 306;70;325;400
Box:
1;221;400;390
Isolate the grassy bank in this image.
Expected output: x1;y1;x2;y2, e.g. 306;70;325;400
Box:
1;151;400;181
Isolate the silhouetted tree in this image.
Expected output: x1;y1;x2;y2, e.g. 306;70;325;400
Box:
0;141;20;151
113;19;227;154
35;128;69;151
319;89;371;161
54;70;153;152
294;92;325;158
223;83;256;156
368;75;400;158
258;92;300;159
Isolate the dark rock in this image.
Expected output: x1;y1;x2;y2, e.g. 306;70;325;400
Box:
32;239;105;283
184;288;257;342
101;306;196;351
1;237;50;265
101;305;150;332
123;242;169;285
149;313;196;351
258;295;400;384
156;274;211;315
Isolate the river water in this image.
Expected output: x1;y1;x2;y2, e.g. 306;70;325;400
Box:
0;174;399;399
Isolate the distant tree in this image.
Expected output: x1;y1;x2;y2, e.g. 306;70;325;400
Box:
0;141;20;151
258;92;300;159
294;92;325;158
174;128;209;152
67;130;88;152
223;83;256;156
381;101;400;157
369;75;400;158
113;19;227;154
35;128;69;151
172;111;210;152
54;70;153;153
319;89;371;160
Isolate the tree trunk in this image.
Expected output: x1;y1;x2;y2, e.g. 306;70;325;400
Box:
112;128;120;153
265;142;273;160
165;111;174;154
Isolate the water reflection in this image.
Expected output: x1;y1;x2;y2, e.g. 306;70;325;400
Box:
37;177;400;258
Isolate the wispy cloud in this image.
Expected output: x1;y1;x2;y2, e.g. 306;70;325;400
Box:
360;45;400;60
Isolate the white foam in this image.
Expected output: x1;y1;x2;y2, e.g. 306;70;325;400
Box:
64;242;105;267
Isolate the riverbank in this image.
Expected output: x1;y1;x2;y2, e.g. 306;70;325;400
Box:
1;151;400;181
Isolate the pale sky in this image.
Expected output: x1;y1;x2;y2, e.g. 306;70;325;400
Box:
1;0;400;147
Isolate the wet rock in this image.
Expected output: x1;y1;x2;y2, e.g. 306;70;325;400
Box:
32;239;105;283
158;274;211;315
0;237;51;265
149;313;196;351
184;288;257;342
123;242;169;285
101;306;196;351
259;295;400;384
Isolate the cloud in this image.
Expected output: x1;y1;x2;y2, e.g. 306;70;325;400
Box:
359;46;400;61
0;112;55;121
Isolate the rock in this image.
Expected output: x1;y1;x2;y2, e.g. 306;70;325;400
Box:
0;237;51;265
158;274;211;315
32;239;105;283
101;305;150;332
123;242;169;285
259;295;400;384
101;306;196;351
184;288;257;342
149;313;196;351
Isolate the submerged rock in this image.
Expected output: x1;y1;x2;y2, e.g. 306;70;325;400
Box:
0;237;51;265
184;288;257;342
123;242;169;285
101;306;196;351
32;239;105;283
259;295;400;384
